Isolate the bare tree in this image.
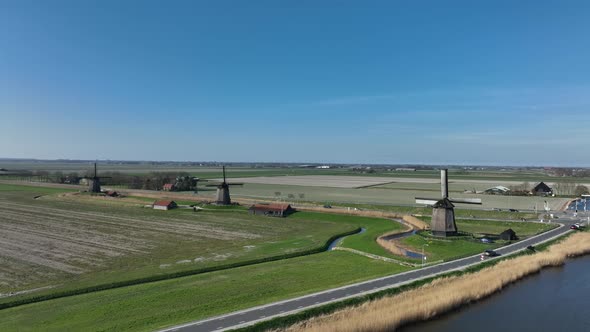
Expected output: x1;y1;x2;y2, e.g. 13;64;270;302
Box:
575;185;589;196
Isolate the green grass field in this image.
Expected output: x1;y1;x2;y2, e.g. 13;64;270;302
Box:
416;216;557;237
0;251;408;332
397;218;557;262
289;212;407;257
456;219;556;236
0;184;361;303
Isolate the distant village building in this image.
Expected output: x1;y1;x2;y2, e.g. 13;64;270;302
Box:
484;186;511;195
531;182;553;196
249;203;295;217
316;165;331;169
395;168;416;172
153;200;177;211
162;183;175;191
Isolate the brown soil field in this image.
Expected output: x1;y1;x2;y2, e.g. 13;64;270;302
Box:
0;199;258;290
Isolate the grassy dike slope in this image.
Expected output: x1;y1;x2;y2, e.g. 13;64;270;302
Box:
0;251;408;332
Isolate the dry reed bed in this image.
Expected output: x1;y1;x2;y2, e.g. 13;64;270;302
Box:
401;215;429;230
376;225;413;257
281;232;590;332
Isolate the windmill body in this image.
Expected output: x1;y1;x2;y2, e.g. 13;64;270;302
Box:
415;169;482;237
205;166;243;205
216;183;231;205
84;163;111;193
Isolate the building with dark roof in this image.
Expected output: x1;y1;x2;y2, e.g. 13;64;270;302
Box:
531;182;553;196
499;228;518;241
249;203;295;217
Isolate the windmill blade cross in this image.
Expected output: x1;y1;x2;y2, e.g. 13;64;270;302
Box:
449;198;482;205
415;198;439;205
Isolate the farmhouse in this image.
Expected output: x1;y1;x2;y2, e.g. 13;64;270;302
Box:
153;200;177;210
531;182;553;196
162;183;175;191
249;203;295;217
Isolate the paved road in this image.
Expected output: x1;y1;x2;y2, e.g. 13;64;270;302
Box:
161;219;577;332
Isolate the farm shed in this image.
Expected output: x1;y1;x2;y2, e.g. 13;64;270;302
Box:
105;190;119;197
499;228;518;241
153;200;177;211
484;186;511;195
249;203;295;217
531;182;553;196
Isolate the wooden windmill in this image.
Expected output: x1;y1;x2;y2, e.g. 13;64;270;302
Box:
205;166;243;205
415;169;482;237
83;163;111;193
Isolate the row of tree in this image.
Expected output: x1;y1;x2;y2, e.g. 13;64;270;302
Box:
47;171;200;191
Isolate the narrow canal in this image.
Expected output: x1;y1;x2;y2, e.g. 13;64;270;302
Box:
400;255;590;332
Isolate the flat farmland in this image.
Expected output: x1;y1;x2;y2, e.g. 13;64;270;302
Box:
225;175;399;188
0;184;356;302
229;182;569;211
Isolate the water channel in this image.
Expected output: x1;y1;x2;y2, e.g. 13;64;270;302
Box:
400;255;590;332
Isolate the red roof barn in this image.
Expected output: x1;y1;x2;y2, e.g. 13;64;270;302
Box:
153;200;177;210
162;183;175;191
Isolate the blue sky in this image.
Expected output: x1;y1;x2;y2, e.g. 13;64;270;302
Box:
1;0;589;166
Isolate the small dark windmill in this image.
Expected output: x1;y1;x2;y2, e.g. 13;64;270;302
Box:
415;169;482;237
205;166;243;205
83;163;111;193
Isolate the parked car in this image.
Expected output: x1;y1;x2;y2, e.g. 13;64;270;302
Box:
508;208;519;212
571;224;581;230
323;204;332;209
480;238;493;244
483;249;500;257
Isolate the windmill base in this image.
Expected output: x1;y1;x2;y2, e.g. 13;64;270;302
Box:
216;186;231;205
88;179;101;193
431;205;458;237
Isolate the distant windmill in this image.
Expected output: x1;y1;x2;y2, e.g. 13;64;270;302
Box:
83;163;111;193
415;169;482;237
205;166;243;205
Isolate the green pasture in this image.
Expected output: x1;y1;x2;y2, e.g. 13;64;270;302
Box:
398;218;557;262
289;212;407;257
